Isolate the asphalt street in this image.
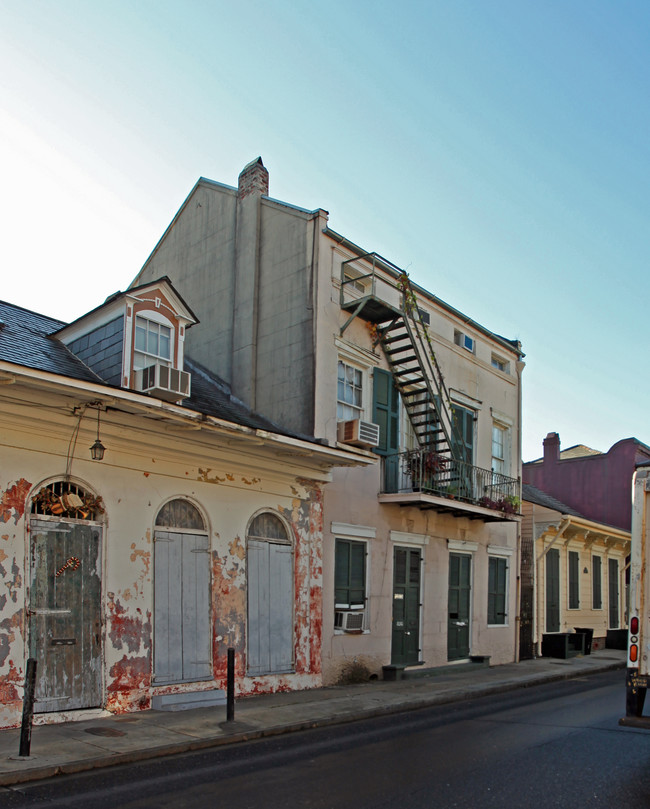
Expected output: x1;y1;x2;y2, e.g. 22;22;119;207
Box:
1;669;646;809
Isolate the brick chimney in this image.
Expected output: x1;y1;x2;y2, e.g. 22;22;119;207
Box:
543;432;560;464
238;157;269;198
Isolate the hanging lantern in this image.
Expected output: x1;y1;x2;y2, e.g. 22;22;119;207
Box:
90;407;106;461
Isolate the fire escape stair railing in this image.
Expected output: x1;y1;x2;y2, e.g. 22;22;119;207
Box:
377;295;457;460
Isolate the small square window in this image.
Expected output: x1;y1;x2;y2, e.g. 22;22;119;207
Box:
491;354;509;373
454;330;475;353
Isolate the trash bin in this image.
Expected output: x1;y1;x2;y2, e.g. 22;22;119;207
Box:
575;627;593;655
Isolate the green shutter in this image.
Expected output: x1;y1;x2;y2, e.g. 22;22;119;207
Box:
569;551;579;609
488;557;507;625
349;541;366;606
335;539;366;608
451;405;474;464
373;369;399;456
592;556;602;609
334;540;350;605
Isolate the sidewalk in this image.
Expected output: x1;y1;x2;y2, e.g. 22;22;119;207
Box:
0;649;626;787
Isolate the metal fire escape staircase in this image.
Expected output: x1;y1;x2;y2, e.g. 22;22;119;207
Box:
340;255;458;461
379;290;456;457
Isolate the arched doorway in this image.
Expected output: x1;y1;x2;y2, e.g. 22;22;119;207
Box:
29;480;104;712
247;511;294;675
153;499;211;684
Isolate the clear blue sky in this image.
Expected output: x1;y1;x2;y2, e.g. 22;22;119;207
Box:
1;0;648;461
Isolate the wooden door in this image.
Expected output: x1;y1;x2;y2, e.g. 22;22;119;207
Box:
247;540;293;675
448;552;471;660
391;547;421;666
545;548;560;632
29;519;102;712
154;531;211;683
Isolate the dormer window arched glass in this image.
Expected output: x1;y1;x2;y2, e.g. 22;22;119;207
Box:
134;315;172;370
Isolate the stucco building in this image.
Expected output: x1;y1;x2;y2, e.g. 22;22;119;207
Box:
524;432;650;532
132;158;525;683
0;279;367;728
520;484;630;659
518;432;649;659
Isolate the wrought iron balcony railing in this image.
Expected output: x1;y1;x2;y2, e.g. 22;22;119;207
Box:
382;449;520;515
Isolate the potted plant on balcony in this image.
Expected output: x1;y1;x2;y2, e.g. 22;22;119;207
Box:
406;449;447;491
478;494;520;514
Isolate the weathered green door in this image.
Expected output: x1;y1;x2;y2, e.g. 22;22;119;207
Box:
373;368;400;493
29;519;102;712
545;548;560;632
609;558;620;628
391;547;421;666
448;552;471;660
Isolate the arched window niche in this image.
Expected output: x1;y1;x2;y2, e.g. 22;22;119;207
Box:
155;498;206;532
31;479;104;522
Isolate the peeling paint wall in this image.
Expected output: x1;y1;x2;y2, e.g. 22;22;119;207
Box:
0;477;29;728
0;400;327;727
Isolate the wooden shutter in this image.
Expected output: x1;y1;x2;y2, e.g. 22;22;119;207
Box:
373;368;399;455
452;405;474;464
335;539;365;608
154;531;183;683
545;548;560;632
248;540;293;675
154;531;211;683
182;533;212;681
488;557;507;624
568;551;579;609
609;558;619;628
592;556;602;609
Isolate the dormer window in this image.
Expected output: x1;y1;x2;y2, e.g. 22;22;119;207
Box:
134;315;172;371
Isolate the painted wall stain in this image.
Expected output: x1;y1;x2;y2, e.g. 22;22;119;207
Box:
197;468;226;484
0;478;32;524
0;610;24;668
212;537;246;683
120;542;151;601
0;660;22;703
241;477;260;485
108;597;152;654
107;655;150;696
3;559;22;604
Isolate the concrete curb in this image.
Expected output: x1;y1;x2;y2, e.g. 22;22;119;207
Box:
0;658;625;788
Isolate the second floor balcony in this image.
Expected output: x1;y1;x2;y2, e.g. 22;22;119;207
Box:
378;448;521;522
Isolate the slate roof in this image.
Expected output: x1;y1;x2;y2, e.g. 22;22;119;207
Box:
521;483;585;518
181;356;311;438
0;300;309;441
0;300;102;383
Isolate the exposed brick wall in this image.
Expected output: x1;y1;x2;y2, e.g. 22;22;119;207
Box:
238;157;269;198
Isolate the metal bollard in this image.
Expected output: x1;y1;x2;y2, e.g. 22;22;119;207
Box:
226;647;235;722
19;658;37;758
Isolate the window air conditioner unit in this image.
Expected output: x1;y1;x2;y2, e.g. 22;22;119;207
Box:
334;610;365;632
136;363;191;402
337;419;380;448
